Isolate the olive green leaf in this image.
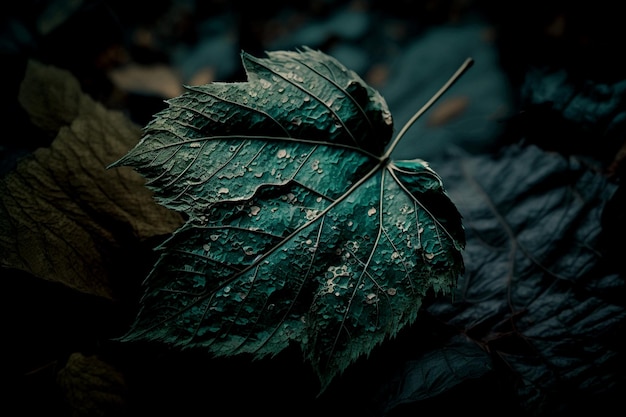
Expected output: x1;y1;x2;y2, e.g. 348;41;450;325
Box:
57;352;128;416
110;47;467;391
0;60;183;299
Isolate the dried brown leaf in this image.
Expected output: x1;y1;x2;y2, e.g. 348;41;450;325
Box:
108;63;183;98
607;139;626;177
426;95;469;127
0;60;184;299
56;352;128;417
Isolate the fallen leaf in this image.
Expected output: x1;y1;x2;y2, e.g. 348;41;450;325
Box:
0;60;184;299
111;47;466;390
379;143;624;415
56;352;128;417
108;63;184;98
426;96;469;127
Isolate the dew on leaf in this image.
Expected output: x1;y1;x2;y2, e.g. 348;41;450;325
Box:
305;209;319;220
396;220;409;232
367;207;377;216
288;72;304;82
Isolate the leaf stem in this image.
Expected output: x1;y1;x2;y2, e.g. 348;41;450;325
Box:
382;57;474;160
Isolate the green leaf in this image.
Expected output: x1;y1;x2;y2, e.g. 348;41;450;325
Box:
110;47;466;391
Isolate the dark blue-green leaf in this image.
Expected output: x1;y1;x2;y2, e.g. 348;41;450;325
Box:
110;47;465;391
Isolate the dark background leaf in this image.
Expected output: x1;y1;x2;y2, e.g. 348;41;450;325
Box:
56;352;128;417
377;334;493;410
1;60;184;299
377;143;624;415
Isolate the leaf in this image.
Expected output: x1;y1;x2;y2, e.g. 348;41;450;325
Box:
508;66;626;162
56;352;128;417
110;47;466;390
376;334;492;411
108;63;184;99
379;143;623;415
0;60;184;299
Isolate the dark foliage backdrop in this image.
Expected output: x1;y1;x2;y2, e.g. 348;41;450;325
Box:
2;1;624;416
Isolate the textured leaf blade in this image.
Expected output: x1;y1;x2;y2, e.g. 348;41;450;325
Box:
0;60;183;299
113;48;393;217
111;47;465;390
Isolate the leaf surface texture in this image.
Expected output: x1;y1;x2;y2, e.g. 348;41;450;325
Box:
112;47;465;389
